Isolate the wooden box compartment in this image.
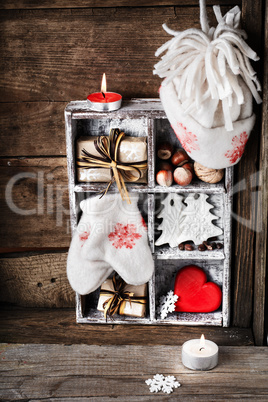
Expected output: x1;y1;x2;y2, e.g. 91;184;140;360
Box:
153;192;224;257
78;279;151;324
65;99;233;326
75;192;152;324
153;259;224;326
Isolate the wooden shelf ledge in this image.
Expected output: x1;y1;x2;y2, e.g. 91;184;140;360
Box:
0;343;267;400
0;306;254;346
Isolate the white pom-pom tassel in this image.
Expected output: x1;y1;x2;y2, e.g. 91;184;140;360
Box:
153;0;262;130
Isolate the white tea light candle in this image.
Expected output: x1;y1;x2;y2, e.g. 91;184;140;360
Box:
182;334;218;371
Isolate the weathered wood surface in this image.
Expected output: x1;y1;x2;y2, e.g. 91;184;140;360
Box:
0;6;230;103
0;102;66;157
0;0;266;340
0;157;71;249
253;0;268;346
0;306;254;346
0;344;267;401
231;0;264;330
0;252;74;307
0;0;241;10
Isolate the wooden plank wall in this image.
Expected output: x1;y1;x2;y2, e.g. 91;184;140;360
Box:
0;0;267;344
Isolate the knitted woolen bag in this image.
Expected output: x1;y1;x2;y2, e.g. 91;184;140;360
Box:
154;0;261;169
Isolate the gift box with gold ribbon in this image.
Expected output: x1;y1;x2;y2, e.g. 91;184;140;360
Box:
76;130;147;184
97;275;147;319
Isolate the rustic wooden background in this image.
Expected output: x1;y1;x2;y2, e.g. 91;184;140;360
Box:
0;0;267;345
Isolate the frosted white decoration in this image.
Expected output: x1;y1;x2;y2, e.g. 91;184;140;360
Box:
119;141;144;161
79;169;105;181
157;290;179;319
155;193;185;247
177;193;223;245
145;374;181;394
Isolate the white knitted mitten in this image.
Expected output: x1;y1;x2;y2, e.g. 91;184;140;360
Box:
154;2;261;169
67;194;154;295
67;210;114;295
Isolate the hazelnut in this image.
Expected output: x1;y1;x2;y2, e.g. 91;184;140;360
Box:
181;162;194;174
171;149;189;166
157;142;173;160
173;166;193;186
194;162;224;184
157;161;173;172
156;170;173;187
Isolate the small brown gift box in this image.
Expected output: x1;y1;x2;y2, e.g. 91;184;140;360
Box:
76;135;147;183
97;278;147;318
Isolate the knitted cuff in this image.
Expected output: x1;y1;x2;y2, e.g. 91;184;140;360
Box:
80;193;139;215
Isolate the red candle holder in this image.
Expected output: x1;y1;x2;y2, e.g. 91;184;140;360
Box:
87;73;122;112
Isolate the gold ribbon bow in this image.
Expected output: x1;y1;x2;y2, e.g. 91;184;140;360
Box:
77;129;147;204
101;275;147;321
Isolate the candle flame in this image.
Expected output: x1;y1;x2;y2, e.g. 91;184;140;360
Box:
200;334;206;349
101;73;107;93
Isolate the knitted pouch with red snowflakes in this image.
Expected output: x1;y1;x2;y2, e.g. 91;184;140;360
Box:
154;3;261;169
67;193;154;295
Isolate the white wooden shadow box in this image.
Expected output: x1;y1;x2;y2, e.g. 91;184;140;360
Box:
65;99;233;327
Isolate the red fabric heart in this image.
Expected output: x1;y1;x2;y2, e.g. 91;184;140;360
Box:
174;265;222;313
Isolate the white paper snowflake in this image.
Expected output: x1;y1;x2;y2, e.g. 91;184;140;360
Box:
145;374;181;394
157;290;178;319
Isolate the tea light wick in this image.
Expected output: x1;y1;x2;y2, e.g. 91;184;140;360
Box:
199;334;206;351
101;73;107;102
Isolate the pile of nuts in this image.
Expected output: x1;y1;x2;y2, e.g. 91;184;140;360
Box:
155;141;225;186
156;142;194;187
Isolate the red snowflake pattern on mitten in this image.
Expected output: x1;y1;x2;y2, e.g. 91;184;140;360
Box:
172;122;200;153
225;132;248;164
79;231;90;247
108;223;142;249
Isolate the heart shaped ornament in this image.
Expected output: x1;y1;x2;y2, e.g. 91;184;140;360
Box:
174;265;222;313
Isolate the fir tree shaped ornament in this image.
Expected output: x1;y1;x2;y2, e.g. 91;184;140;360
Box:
177;193;222;245
155;193;185;248
154;0;261;169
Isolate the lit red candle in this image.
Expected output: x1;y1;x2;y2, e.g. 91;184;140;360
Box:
87;73;122;111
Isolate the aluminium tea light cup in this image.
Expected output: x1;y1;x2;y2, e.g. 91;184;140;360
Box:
182;335;218;371
87;73;122;112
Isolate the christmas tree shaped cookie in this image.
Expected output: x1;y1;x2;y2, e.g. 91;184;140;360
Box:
177;193;222;245
155;193;185;248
